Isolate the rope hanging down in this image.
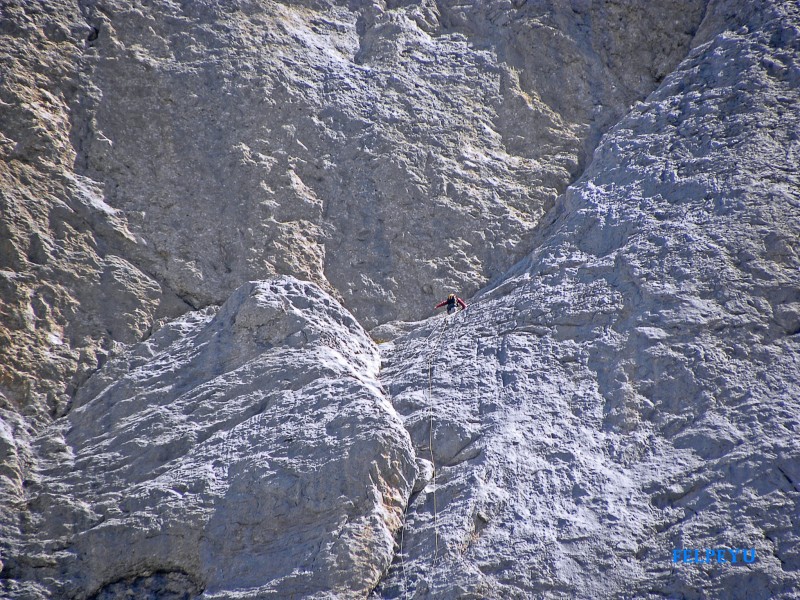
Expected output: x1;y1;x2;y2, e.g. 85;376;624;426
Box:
397;306;474;595
424;311;455;563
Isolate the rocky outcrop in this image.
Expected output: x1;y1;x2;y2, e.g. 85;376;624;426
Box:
0;3;710;579
377;1;800;597
0;2;190;574
71;0;707;327
1;0;707;426
4;277;416;599
2;0;799;598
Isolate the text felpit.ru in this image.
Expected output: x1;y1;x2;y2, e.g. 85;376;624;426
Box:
673;548;756;564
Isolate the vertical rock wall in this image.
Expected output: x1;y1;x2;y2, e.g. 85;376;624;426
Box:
0;6;709;587
71;0;706;327
3;0;799;598
377;0;800;597
1;0;708;428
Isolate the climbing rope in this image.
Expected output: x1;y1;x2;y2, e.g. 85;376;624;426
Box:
425;312;452;564
427;335;440;565
396;315;447;598
399;512;408;597
390;288;521;596
396;304;484;594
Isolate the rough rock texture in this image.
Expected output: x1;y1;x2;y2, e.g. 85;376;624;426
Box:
376;1;800;597
0;1;191;576
2;0;800;598
1;2;709;584
71;0;706;327
1;0;707;426
5;277;416;599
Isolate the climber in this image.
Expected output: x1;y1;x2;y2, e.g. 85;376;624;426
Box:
435;293;467;315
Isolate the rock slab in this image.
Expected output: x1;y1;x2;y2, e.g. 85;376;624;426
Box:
6;277;416;599
376;0;800;597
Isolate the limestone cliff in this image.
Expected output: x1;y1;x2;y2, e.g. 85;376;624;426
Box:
6;277;417;598
377;1;800;596
1;0;705;422
2;0;799;598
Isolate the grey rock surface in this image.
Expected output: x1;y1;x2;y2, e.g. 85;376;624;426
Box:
6;277;416;599
1;0;706;428
376;1;800;597
72;0;705;327
0;1;190;575
0;0;704;419
1;0;799;598
0;3;709;583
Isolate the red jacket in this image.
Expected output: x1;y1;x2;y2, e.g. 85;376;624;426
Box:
435;296;467;310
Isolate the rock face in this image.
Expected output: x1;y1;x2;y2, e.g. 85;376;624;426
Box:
1;0;707;425
5;277;416;598
2;0;800;599
71;0;706;327
0;2;708;579
376;1;800;597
